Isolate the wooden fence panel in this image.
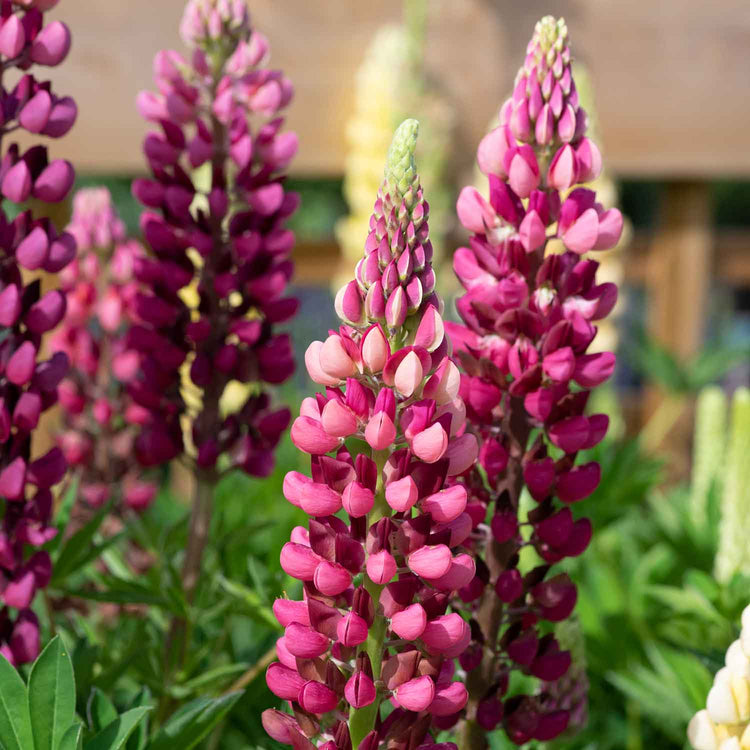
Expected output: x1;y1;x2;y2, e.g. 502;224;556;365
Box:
24;0;750;178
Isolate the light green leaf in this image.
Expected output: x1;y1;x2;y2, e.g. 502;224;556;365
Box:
59;724;83;750
217;576;278;629
28;636;76;750
168;663;249;699
646;583;724;624
0;653;33;750
148;693;241;750
83;707;151;750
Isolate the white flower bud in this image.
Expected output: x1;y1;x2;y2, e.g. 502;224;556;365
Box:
688;710;718;750
727;640;750;678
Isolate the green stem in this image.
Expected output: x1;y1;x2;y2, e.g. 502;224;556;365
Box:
349;577;386;748
349;449;390;749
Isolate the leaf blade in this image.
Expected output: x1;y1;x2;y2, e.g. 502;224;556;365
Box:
0;653;33;750
28;636;76;750
83;707;151;750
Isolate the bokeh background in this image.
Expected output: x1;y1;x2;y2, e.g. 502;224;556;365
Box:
30;1;750;748
38;0;750;468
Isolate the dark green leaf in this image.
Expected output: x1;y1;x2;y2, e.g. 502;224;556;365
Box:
124;688;152;750
51;504;112;584
148;693;241;750
28;636;76;750
61;578;182;613
86;689;117;734
48;478;80;554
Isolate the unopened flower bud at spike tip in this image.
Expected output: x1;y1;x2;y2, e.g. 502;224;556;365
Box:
385;118;420;200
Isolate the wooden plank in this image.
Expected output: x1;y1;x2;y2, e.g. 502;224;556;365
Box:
647;182;712;359
641;182;713;473
20;0;750;177
624;230;750;286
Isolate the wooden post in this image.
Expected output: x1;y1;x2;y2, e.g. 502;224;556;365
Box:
644;181;713;473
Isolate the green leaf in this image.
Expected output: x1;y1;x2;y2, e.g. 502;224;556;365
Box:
168;663;249;699
59;724;83;750
0;652;33;750
61;578;181;613
688;345;750;390
217;576;278;629
48;478;80;554
646;583;724;624
83;707;151;750
51;504;112;584
28;636;76;750
627;330;688;393
124;688;152;750
148;693;241;750
86;689;117;734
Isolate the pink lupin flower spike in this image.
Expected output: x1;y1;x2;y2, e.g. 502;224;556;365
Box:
130;0;298;479
51;188;158;514
0;0;77;666
446;16;622;747
262;120;476;750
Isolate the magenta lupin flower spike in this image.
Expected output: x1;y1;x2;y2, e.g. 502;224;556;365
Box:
51;188;158;513
0;0;76;666
446;16;622;748
130;0;298;481
263;120;477;750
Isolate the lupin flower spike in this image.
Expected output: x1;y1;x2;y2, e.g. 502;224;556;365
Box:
447;15;622;747
51;188;158;514
130;0;298;485
688;604;750;750
0;0;76;665
263;119;477;750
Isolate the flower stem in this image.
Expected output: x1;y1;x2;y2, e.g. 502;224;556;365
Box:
350;449;390;748
349;577;386;749
181;467;216;600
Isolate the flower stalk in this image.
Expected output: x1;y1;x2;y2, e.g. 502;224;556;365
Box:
131;0;299;606
262;119;479;750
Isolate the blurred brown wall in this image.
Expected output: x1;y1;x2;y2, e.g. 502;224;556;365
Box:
28;0;750;179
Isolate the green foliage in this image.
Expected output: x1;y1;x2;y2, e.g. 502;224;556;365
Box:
547;427;747;750
43;428;306;748
29;638;77;750
628;327;750;394
0;636;246;750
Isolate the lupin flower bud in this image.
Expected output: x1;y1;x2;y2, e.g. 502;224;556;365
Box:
339;119;437;342
688;604;750;750
0;0;76;666
690;386;727;529
715;388;750;583
447;16;622;747
51;188;158;514
130;0;297;482
265;121;477;749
